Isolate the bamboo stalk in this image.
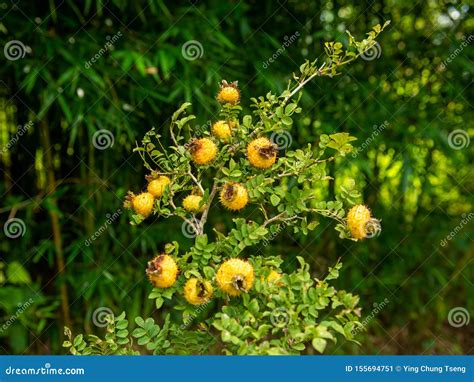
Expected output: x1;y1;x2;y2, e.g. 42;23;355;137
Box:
39;119;72;330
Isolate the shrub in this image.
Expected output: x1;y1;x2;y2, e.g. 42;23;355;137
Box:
64;22;389;355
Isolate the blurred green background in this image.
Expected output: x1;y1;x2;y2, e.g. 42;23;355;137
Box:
0;0;472;355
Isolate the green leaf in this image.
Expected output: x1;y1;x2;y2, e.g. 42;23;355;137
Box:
137;336;150;346
248;299;259;315
132;328;146;338
73;335;83;347
242;115;252;126
135;317;145;327
221;330;232;342
270;194;281;206
155;297;164;309
116;329;128;338
6;262;31;284
312;338;327;353
285;103;298;115
116;320;128;330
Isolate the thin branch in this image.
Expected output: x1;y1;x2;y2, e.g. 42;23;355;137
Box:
310;208;346;224
199;182;218;228
187;169;205;195
263;212;288;227
169;195;199;233
169;121;179;147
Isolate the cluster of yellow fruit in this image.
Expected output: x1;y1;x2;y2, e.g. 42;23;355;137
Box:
125;175;207;217
126;81;281;218
125;175;171;217
146;255;279;305
186;134;277;170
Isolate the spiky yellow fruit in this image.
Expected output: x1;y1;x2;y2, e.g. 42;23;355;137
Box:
247;137;278;169
216;258;254;296
212;120;235;140
187;138;218;165
220;182;248;211
347;204;372;240
183;278;213;305
131;192;154;217
182;195;205;213
146;254;178;288
216;80;240;104
147;176;170;198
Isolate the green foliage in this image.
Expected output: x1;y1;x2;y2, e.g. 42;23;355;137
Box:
0;261;58;353
63;312;138;355
63;23;389;355
64;259;360;355
211;259;361;355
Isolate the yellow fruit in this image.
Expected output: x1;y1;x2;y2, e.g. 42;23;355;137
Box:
267;270;282;283
347;205;372;240
212;120;234;140
216;80;240;104
187;138;218;165
146;254;178;288
219;182;248;211
147;176;170;197
216;258;254;296
183;278;213;305
183;195;205;213
247;137;277;169
132;192;155;217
